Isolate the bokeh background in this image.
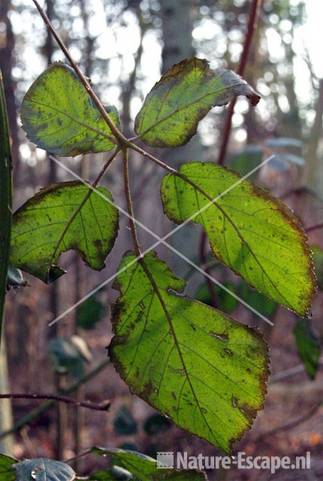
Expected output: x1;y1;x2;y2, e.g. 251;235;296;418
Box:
1;0;323;479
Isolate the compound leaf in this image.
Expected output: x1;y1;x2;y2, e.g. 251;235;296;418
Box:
13;458;75;481
10;181;119;283
161;162;315;316
110;252;269;453
135;57;260;147
21;63;119;156
91;447;206;481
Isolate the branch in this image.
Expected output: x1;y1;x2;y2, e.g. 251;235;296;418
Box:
217;0;263;166
306;222;323;234
255;402;322;443
32;0;127;146
0;393;111;411
0;358;110;439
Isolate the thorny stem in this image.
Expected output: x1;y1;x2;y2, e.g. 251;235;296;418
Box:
122;148;142;257
0;393;111;411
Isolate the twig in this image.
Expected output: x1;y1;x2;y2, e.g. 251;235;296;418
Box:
305;222;323;234
255;402;322;442
217;0;263;166
0;393;111;411
0;358;110;439
32;0;126;146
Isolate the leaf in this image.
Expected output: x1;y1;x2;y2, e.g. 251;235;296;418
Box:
10;181;119;283
135;57;260;148
0;71;13;344
143;413;172;435
293;319;321;380
110;252;268;453
238;282;277;318
311;245;323;290
228;145;263;179
113;406;138;435
13;458;75;481
161;162;315;316
0;454;16;481
91;447;206;481
20;63;119;156
195;281;238;313
76;294;106;330
48;336;91;378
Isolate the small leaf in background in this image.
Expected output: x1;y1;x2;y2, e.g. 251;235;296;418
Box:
21;63;119;156
10;181;119;283
228;145;263;179
91;448;206;481
293;319;321;380
110;252;269;453
161;162;315;316
48;336;91;379
6;266;26;290
143;413;172;435
113;406;138;435
238;282;277;318
76;294;106;330
195;281;238;313
13;458;75;481
0;454;16;481
89;471;118;481
311;245;323;290
135;57;259;148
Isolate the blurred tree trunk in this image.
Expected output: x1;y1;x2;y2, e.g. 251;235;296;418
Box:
0;339;13;454
304;79;323;198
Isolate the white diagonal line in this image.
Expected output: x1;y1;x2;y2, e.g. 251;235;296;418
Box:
48;154;275;327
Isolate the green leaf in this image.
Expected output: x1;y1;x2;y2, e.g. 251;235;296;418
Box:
311;245;323;290
48;336;91;378
195;281;238;313
110;252;268;453
0;71;13;344
161;162;315;316
21;63;119;156
134;57;260;148
228;145;262;179
293;319;321;380
13;458;75;481
143;413;172;435
0;454;16;481
76;294;106;330
10;181;119;283
238;282;277;318
91;448;206;481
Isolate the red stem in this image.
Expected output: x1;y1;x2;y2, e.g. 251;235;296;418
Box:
306;222;323;234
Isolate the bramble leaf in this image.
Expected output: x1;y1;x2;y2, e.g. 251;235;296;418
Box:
91;447;206;481
10;181;119;283
20;63;119;156
134;57;260;147
13;458;75;481
294;319;321;379
161;162;315;316
110;252;269;453
0;454;16;481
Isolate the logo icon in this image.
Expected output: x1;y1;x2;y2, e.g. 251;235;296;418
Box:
156;452;174;469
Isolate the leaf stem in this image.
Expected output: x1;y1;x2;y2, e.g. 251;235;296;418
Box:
32;0;127;147
305;222;323;234
0;393;111;411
